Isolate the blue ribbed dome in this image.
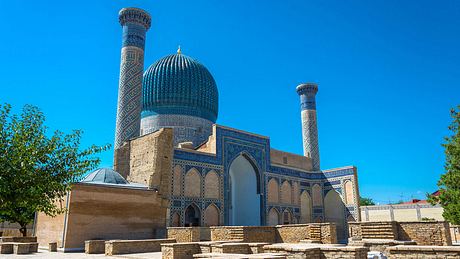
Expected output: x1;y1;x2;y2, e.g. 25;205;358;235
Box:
142;53;218;122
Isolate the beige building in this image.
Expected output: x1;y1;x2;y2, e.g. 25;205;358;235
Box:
360;202;459;243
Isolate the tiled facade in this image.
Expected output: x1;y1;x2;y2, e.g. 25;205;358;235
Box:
165;125;360;240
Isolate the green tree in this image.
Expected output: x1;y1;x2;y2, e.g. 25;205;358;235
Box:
359;197;376;206
429;105;460;225
0;104;109;236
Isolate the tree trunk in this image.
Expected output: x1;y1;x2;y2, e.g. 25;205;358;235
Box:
19;225;27;237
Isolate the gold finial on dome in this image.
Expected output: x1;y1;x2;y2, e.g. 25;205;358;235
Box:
177;45;182;54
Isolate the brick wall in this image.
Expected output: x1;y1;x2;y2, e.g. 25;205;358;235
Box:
209;224;337;244
349;221;452;246
244;227;277;243
161;243;201;259
397;221;452;246
320;223;338;244
127;128;173;195
276;224;310;243
385;245;460;258
105;238;175;255
167;227;201;242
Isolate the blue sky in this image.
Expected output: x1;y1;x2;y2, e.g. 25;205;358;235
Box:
1;0;459;204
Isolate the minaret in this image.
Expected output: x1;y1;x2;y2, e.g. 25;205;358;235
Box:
296;83;320;171
114;8;151;149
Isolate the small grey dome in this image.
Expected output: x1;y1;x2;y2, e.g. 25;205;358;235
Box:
81;168;128;185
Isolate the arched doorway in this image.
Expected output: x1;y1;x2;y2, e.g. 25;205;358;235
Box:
185;204;201;227
229;155;261;226
283;209;293;224
324;190;346;241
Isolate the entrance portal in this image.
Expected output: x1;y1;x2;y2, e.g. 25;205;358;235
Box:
229;155;261;226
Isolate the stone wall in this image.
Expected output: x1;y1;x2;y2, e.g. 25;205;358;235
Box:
209;224;337;244
161;243;201;259
320;223;338;244
270;148;313;171
385;245;460;258
0;222;33;237
398;221;452;246
244;227;277;243
113;142;130;180
349;221;452;246
210;226;276;243
126;128;173;195
167;227;201;242
264;244;368;259
105;238;175;255
34;199;68;248
276;224;310;243
36;183;169;250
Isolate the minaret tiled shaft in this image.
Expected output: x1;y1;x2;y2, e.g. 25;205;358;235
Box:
296;83;320;171
114;8;151;149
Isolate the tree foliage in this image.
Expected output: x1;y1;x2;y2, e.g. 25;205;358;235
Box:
359;197;376;206
0;104;109;236
429;105;460;225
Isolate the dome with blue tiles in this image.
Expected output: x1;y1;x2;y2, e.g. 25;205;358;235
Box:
142;49;218;122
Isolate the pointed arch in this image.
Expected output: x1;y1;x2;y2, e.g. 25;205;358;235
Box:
282;209;293;224
300;191;312;223
229;154;261;226
228;152;261;194
184;168;201;198
267;178;279;203
204;170;220;199
267;208;280;226
280;180;292;204
173;165;183;196
185;203;201;227
324;190;346;241
204;204;220;226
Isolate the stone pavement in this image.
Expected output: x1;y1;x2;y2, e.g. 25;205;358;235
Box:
1;249;162;259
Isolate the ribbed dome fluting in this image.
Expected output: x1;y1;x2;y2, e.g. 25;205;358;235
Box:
142;53;218;122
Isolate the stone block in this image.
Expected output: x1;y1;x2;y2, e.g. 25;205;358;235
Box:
85;240;105;254
13;243;30;254
29;242;38;253
49;242;57;252
0;243;13;254
105;238;175;255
